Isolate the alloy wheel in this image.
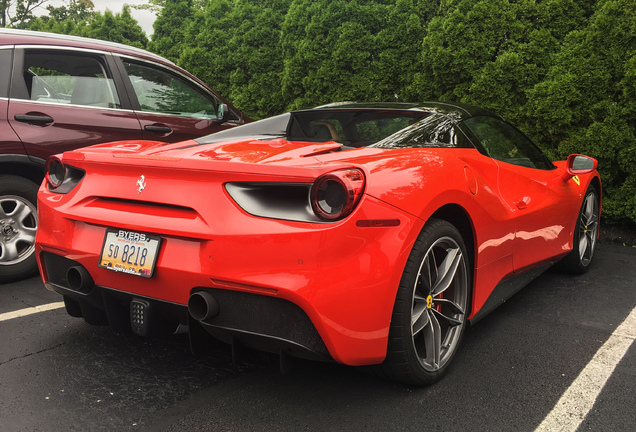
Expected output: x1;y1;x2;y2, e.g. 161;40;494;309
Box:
578;191;599;267
411;236;468;371
0;196;38;266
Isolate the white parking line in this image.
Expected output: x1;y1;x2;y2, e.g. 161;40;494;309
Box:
0;302;65;322
535;306;636;431
2;300;634;431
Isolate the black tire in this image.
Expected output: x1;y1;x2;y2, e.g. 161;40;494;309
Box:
378;218;470;386
557;184;600;275
0;175;39;283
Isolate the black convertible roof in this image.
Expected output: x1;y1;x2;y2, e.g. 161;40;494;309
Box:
195;101;501;145
313;101;499;120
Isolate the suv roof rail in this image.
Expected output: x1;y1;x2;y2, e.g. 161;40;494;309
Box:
0;28;172;65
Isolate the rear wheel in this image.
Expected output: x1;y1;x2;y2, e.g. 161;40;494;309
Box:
558;185;599;274
380;219;470;386
0;175;39;283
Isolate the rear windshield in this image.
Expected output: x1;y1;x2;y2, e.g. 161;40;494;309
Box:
196;109;473;149
372;112;472;149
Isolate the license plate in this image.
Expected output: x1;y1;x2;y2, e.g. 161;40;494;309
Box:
98;229;162;278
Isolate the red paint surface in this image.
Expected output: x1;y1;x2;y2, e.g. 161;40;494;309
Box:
36;137;601;365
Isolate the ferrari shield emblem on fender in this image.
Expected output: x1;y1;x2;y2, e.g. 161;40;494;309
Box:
136;175;146;193
573;175;580;186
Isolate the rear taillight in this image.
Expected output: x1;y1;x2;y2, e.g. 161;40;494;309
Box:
45;157;65;189
310;168;365;221
45;156;85;194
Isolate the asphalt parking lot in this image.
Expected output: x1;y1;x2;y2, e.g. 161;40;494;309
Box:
1;243;635;431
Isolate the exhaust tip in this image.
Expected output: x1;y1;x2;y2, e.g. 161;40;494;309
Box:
189;291;220;322
67;266;94;293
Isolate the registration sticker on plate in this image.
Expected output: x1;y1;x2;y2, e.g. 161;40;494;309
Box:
98;229;162;278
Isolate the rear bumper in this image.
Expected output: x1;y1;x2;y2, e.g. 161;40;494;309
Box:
36;190;423;365
42;252;332;360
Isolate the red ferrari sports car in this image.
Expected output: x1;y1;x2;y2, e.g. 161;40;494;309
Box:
35;102;601;385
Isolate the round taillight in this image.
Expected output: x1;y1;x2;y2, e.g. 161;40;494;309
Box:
46;157;66;189
311;168;365;221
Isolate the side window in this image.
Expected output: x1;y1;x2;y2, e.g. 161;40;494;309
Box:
463;116;551;169
122;60;237;120
0;49;11;98
19;50;121;108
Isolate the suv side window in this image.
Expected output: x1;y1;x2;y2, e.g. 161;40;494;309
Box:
122;60;238;121
16;50;121;109
463;116;552;169
0;49;11;98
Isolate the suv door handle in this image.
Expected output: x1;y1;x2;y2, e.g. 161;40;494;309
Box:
14;114;54;124
144;124;173;134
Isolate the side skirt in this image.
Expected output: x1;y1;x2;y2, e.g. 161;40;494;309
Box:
469;263;553;325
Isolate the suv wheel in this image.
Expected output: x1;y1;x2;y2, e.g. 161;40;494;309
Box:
0;175;39;283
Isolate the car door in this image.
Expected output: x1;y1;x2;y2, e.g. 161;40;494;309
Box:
0;48;25;159
463;116;581;272
7;47;143;163
115;57;243;142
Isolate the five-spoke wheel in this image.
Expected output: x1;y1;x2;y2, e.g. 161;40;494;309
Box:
577;188;599;267
559;184;600;274
411;234;468;372
381;218;470;386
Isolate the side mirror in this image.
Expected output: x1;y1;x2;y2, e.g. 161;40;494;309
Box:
217;103;230;122
561;154;598;182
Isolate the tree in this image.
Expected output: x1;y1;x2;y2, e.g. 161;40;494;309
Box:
27;16;79;34
411;0;600;151
372;0;439;101
413;0;529;102
148;0;194;62
15;0;636;223
2;0;48;28
79;6;148;48
224;0;293;117
177;0;291;119
178;0;234;102
280;0;395;110
46;0;95;25
526;0;636;222
26;5;148;49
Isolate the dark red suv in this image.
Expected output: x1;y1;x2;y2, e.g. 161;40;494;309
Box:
0;28;250;283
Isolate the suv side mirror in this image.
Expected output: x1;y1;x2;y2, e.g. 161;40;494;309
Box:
561;154;598;182
217;103;230;122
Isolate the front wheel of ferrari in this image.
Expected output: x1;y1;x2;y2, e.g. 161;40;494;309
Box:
558;184;600;274
380;218;470;386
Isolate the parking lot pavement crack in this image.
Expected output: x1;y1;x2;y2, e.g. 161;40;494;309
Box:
0;342;67;366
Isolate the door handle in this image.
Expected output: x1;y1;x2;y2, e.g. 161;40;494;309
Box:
144;124;173;134
14;114;54;124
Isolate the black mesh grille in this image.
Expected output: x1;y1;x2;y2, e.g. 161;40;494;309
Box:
194;288;330;359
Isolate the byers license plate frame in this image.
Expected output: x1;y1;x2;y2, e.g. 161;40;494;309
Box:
98;229;162;278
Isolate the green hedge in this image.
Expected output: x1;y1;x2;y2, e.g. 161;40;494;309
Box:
172;0;635;224
30;0;636;224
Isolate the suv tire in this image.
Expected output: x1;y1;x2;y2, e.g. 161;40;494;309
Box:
0;175;39;283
